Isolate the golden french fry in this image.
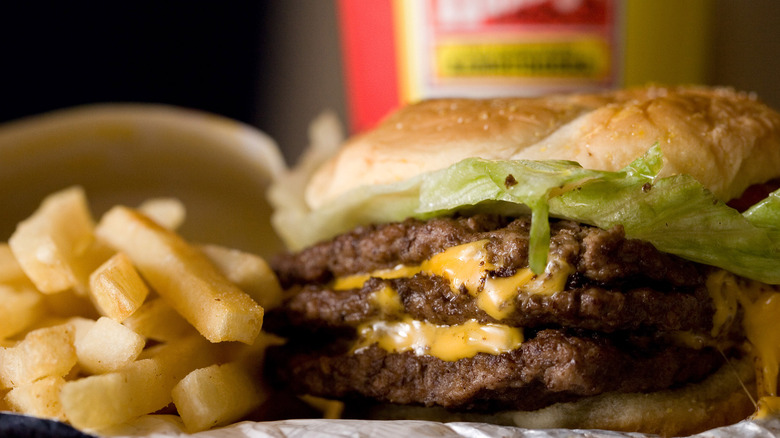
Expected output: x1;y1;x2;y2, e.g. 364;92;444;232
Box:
0;284;44;339
4;376;66;421
61;358;165;430
88;252;149;321
67;316;96;344
61;334;221;430
172;362;264;432
8;187;95;294
75;317;145;375
201;244;283;310
137;197;186;230
95;206;263;344
121;297;195;342
0;323;76;389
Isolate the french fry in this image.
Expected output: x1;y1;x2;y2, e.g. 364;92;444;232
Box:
88;252;149;321
60;358;165;430
137;197;186;230
172;362;264;432
95;206;263;344
70;238;116;296
75;317;145;375
4;376;66;421
67;316;96;345
0;284;44;339
121;297;196;342
61;334;220;430
0;323;76;389
201;244;283;310
8;187;95;294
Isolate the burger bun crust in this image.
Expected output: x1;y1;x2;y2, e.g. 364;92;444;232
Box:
307;86;780;208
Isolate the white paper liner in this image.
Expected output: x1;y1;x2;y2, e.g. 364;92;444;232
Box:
96;416;780;438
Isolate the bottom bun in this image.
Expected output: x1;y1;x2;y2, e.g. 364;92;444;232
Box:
355;354;756;437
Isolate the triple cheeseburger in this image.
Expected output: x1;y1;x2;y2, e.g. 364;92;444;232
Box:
265;86;780;436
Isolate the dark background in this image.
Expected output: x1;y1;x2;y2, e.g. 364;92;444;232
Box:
0;2;778;165
0;2;346;165
0;3;261;124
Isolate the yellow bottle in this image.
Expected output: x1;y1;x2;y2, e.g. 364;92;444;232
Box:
623;0;712;87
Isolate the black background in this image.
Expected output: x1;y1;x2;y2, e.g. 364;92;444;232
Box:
0;2;347;164
0;3;263;126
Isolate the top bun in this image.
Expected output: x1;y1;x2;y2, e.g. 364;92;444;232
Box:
306;86;780;209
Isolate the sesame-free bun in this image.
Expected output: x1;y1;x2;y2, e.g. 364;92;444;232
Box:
306;86;780;209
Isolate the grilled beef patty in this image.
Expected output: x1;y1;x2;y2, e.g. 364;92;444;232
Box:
272;215;705;289
269;330;725;411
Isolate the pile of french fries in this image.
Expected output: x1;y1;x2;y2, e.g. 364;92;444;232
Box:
0;186;285;433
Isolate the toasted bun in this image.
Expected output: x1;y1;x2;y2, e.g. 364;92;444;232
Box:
306;86;780;209
360;354;757;437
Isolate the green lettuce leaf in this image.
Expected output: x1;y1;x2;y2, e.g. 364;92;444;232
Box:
276;145;780;284
744;189;780;229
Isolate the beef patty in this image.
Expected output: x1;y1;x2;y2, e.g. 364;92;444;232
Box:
266;215;735;411
269;330;725;411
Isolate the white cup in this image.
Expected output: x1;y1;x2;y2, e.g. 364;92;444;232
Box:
0;104;286;257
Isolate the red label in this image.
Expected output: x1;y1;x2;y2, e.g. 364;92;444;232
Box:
337;0;400;133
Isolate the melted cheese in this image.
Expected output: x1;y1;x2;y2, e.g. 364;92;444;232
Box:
333;240;572;320
333;265;419;290
354;317;523;362
371;284;404;315
754;396;780;420
707;271;780;398
479;270;536;319
740;288;780;398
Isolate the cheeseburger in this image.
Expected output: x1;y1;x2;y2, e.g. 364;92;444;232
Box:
265;86;780;436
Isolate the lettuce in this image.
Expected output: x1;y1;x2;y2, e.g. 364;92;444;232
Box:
276;145;780;284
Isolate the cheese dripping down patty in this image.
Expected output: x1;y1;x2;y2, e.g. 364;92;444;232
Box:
335;240;571;361
333;239;574;320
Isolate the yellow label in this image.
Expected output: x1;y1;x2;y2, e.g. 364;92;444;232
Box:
436;39;611;79
355;317;523;362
